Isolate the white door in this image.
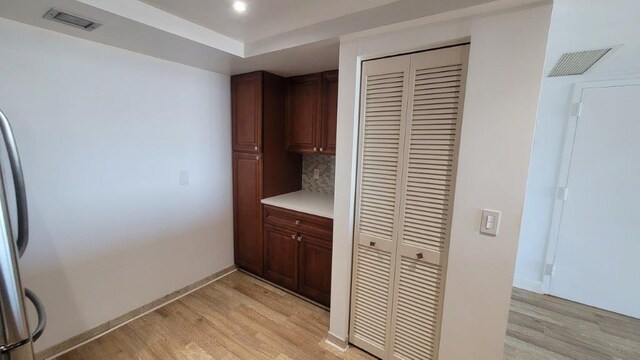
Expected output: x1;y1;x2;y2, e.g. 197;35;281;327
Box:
349;44;469;359
549;83;640;318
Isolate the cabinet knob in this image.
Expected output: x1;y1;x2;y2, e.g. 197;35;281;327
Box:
319;147;323;152
295;220;301;225
370;241;376;247
313;147;317;152
291;234;296;239
256;155;260;160
416;252;424;260
254;146;258;151
297;236;303;242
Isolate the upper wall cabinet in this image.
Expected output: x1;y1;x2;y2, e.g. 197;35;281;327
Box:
232;72;262;153
286;73;322;153
286;70;338;155
321;70;338;154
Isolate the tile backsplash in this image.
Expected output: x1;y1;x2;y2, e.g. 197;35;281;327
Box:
301;153;335;195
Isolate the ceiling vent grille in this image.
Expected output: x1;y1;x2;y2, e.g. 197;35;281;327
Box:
548;48;612;77
43;8;102;31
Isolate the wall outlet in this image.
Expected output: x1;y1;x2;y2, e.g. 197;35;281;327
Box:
313;168;320;179
179;170;189;185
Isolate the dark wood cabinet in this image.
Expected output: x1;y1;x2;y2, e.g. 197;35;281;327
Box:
232;72;262;153
233;152;263;274
263;204;333;307
285;70;338;155
298;233;332;306
263;225;299;290
286;73;322;153
231;72;302;276
232;70;333;307
321;70;338;154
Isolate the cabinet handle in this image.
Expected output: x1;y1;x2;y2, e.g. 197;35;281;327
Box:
297;236;303;242
295;220;301;225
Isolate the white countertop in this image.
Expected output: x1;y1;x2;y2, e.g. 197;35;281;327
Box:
261;190;334;219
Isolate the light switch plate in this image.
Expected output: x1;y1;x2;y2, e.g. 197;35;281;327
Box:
480;209;500;236
313;168;320;180
179;171;189;186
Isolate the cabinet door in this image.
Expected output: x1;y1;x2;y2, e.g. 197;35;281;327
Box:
232;72;262;153
233;152;263;275
264;224;299;290
321;71;338;155
286;73;322;153
298;233;332;307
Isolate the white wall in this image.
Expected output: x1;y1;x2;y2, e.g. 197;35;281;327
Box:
513;0;640;292
330;3;551;359
0;18;234;352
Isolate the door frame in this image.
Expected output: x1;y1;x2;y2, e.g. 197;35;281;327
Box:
541;78;640;293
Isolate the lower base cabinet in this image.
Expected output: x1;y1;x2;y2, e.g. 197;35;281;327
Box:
263;205;332;307
263;224;299;290
298;233;332;305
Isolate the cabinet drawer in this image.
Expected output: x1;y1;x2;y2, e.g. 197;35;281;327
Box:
264;205;333;241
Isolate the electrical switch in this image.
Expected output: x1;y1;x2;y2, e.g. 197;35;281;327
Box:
480;209;500;236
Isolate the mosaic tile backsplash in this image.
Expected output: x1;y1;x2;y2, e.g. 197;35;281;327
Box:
301;153;335;195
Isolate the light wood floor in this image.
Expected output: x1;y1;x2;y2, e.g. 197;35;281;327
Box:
55;271;374;360
504;288;640;360
55;271;640;360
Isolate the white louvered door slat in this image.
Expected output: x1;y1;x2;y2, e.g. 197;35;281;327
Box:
349;55;410;358
389;45;469;360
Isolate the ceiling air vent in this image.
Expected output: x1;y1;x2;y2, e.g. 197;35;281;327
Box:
43;8;102;31
548;48;612;77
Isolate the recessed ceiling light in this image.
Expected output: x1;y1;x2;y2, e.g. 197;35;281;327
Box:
232;1;248;13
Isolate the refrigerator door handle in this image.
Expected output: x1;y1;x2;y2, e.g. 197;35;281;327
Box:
24;288;45;342
0;108;29;258
0;160;30;350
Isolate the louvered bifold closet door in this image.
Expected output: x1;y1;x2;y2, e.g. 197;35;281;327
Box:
389;45;469;360
349;56;410;358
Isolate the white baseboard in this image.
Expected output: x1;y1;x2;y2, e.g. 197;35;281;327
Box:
325;331;349;351
513;277;544;293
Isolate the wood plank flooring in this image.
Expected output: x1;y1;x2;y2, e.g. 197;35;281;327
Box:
504;287;640;360
54;271;640;360
55;271;374;360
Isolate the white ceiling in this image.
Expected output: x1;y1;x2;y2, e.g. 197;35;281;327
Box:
0;0;529;76
139;0;400;43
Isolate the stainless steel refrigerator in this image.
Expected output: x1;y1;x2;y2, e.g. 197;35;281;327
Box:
0;109;46;360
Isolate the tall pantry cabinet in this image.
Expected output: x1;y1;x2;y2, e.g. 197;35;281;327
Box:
231;71;302;275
